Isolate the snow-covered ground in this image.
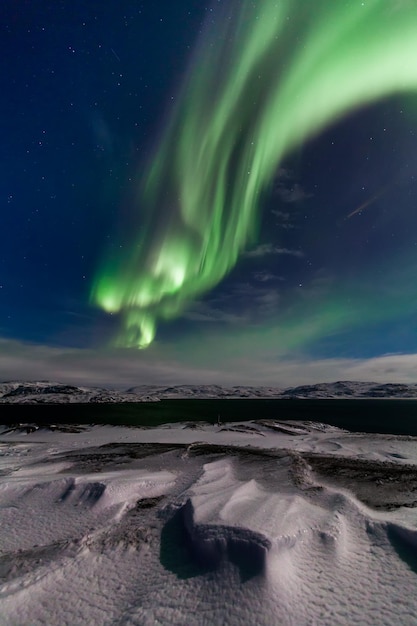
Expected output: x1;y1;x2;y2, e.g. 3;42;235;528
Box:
1;420;417;625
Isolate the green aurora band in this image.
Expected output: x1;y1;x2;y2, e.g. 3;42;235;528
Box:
92;0;417;348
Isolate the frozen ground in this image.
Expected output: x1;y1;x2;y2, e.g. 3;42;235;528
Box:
1;419;417;625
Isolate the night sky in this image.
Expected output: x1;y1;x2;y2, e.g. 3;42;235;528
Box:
2;0;417;387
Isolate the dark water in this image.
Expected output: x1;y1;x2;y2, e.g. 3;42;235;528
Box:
1;399;417;436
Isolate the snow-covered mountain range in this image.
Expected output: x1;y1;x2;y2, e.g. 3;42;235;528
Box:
1;380;417;403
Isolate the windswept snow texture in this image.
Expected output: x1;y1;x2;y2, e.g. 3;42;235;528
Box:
3;380;417;403
1;421;417;624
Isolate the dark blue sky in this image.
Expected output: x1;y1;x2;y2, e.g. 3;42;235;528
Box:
2;0;417;386
1;1;205;344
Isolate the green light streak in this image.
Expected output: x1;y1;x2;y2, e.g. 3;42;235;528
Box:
92;0;417;348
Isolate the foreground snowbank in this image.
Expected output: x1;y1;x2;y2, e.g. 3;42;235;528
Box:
1;420;417;625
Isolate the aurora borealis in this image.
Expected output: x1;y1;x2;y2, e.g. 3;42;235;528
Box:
92;0;417;349
3;0;417;386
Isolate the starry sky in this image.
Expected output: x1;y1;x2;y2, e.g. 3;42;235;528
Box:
2;0;417;387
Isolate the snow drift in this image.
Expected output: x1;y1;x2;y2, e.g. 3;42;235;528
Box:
1;420;417;624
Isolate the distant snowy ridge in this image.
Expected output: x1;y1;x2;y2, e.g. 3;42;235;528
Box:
1;380;417;403
283;381;417;398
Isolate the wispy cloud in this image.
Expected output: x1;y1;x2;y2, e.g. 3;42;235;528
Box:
0;338;226;388
244;243;304;258
270;209;297;230
271;210;291;221
183;302;247;324
276;183;313;204
184;281;282;325
252;271;283;283
274;168;313;204
1;337;417;388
